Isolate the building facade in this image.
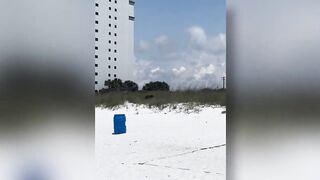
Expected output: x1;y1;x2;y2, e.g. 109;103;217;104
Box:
95;0;135;91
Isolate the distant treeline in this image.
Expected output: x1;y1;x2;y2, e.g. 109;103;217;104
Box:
95;79;226;107
96;79;224;94
97;79;170;94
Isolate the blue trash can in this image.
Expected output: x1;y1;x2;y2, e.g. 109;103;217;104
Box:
113;114;126;135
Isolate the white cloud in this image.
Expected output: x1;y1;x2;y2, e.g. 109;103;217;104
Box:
187;26;226;54
187;26;207;46
208;33;226;53
137;40;150;52
194;64;215;80
172;66;186;76
150;67;161;74
133;26;226;90
154;35;169;46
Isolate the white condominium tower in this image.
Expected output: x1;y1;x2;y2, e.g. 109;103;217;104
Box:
95;0;135;91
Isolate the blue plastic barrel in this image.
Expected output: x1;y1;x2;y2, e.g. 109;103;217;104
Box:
113;114;126;135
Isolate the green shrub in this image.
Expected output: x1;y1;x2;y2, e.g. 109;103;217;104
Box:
142;81;170;91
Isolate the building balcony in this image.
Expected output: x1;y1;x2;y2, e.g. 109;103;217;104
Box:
129;0;135;6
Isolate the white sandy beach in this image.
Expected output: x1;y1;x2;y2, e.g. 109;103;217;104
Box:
96;103;226;180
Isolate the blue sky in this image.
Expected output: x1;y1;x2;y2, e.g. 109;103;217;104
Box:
135;0;225;42
133;0;226;90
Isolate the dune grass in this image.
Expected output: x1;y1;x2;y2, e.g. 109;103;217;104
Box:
95;89;226;108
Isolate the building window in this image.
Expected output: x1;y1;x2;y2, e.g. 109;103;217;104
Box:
95;72;98;76
109;7;111;10
109;24;111;27
109;32;111;35
95;55;98;58
129;16;135;21
95;81;98;84
108;57;111;60
114;66;117;69
114;25;117;28
108;65;111;69
114;33;117;36
115;17;117;20
95;3;99;7
114;74;117;78
109;0;111;2
95;46;98;50
115;8;117;12
95;29;98;33
95;12;99;15
115;1;117;4
114;58;117;61
95;20;99;24
114;41;117;45
108;49;111;52
95;64;98;67
108;74;111;77
114;49;117;53
95;38;98;41
109;15;112;19
109;40;111;44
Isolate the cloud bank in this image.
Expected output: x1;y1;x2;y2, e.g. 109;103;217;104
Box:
134;26;226;90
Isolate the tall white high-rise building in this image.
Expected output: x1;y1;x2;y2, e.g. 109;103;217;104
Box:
95;0;135;91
